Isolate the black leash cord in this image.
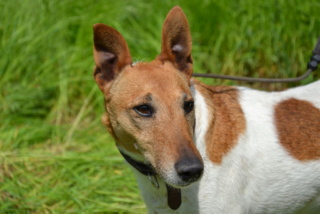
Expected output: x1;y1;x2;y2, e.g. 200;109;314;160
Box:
192;37;320;83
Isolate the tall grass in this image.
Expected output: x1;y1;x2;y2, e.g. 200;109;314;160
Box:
0;0;319;213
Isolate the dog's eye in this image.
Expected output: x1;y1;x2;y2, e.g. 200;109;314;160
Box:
184;101;194;114
134;105;153;117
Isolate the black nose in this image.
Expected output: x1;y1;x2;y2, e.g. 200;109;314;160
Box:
175;158;204;183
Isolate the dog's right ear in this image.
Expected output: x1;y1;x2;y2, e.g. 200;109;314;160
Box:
93;24;132;92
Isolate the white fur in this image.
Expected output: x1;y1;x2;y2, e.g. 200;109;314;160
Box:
129;80;320;214
191;84;210;156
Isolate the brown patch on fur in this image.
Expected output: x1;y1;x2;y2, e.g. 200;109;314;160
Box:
195;82;246;164
275;98;320;161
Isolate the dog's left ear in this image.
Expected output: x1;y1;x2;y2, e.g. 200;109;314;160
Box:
157;6;193;78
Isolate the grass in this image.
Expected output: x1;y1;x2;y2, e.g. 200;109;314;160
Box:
0;0;320;213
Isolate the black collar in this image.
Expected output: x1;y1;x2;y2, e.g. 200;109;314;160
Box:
118;149;182;210
118;150;156;176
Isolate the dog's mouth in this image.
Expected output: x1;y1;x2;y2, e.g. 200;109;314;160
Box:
165;157;204;188
118;149;203;210
156;159;203;210
118;148;203;187
152;157;204;188
155;163;203;188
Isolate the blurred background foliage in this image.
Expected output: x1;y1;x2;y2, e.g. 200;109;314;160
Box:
0;0;319;213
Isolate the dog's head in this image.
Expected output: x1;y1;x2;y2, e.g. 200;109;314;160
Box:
93;6;203;187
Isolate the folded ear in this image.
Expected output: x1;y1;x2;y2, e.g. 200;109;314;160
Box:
93;24;132;92
157;6;193;78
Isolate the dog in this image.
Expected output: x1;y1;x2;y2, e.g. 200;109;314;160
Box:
92;6;320;214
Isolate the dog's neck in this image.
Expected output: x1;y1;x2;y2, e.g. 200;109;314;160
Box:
118;149;182;210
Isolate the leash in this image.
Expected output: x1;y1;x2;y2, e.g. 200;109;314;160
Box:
192;37;320;82
118;149;182;210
